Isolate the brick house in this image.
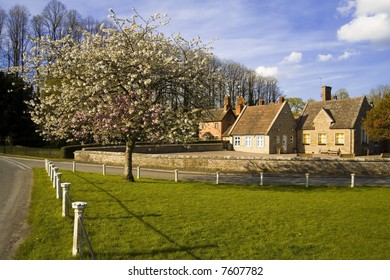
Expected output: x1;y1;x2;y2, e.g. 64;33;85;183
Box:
296;86;374;156
198;96;238;140
224;97;297;154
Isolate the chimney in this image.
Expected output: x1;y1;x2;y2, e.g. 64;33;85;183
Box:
236;96;245;115
322;86;332;102
278;96;285;104
223;95;232;112
258;98;265;105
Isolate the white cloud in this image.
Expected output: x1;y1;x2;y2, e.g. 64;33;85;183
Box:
338;50;359;60
337;0;356;16
281;51;302;64
337;0;390;43
317;51;358;62
255;66;278;77
318;54;333;62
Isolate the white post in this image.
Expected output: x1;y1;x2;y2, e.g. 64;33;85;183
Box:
102;164;106;175
56;173;62;199
174;169;179;182
50;165;56;181
72;201;88;257
351;174;355;188
47;161;52;175
61;183;71;217
52;167;59;188
72;161;76;172
137;166;141;179
260;172;264;186
216;171;220;185
305;173;310;188
45;159;49;173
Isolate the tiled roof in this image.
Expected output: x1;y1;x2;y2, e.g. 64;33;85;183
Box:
201;108;230;122
297;96;369;130
230;103;283;135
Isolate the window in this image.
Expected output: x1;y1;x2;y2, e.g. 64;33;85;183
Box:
234;136;241;147
214;122;219;129
290;135;294;143
335;133;345;145
303;134;310;145
276;136;280;144
257;136;265;148
245;136;252;147
361;127;369;144
318;133;327;145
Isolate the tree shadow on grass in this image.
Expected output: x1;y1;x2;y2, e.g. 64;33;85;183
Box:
97;244;218;260
72;173;214;260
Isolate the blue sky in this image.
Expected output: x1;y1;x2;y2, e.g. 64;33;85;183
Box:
2;0;390;101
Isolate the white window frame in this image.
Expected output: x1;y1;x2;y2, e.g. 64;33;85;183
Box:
234;136;241;147
257;136;265;148
245;136;252;147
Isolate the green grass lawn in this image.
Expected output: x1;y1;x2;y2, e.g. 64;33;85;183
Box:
15;168;390;260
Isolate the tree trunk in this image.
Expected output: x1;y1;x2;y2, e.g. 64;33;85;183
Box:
124;139;135;182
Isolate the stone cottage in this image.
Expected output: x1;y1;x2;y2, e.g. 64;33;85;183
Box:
296;86;374;156
224;97;297;154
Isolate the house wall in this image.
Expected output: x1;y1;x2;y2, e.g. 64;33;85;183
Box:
267;111;296;154
230;102;297;154
221;112;237;136
298;128;354;155
199;121;222;139
230;135;271;154
268;102;297;154
199;111;236;140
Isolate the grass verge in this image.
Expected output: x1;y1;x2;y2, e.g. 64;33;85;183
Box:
15;168;390;260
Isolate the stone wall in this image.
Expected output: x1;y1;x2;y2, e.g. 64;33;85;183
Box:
74;150;390;175
83;142;224;154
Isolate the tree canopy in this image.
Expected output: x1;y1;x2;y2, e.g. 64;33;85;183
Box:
363;92;390;141
25;9;218;181
0;71;41;145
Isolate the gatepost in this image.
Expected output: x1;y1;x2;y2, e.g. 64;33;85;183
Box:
72;201;88;257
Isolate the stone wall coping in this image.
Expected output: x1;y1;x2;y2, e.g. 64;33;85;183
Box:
75;150;389;162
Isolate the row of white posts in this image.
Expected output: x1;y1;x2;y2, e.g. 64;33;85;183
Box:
136;166;356;187
45;159;92;258
71;163;358;188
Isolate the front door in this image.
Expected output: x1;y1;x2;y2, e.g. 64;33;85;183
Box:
282;135;287;152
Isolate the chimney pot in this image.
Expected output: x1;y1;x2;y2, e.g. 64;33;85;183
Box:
236;96;245;115
322;86;332;102
223;95;232;112
258;98;265;105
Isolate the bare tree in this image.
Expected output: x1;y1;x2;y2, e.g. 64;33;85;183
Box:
334;88;349;99
42;0;67;40
6;5;30;71
367;84;390;105
31;15;45;39
64;9;83;42
0;7;6;41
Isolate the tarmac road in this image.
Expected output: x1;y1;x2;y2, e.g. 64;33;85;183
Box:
0;157;32;259
0;155;389;259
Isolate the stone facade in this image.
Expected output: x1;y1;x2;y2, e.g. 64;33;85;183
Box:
226;99;297;154
297;87;374;156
